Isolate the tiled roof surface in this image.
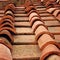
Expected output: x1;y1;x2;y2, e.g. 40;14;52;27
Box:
0;0;60;60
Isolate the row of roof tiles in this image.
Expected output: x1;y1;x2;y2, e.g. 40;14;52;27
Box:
24;0;60;60
0;4;16;60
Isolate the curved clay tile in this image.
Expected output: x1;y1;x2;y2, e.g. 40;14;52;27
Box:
0;38;12;52
27;10;39;16
24;0;33;8
46;2;52;7
40;44;60;60
0;22;15;30
0;19;14;26
0;30;14;43
5;4;15;13
5;9;14;14
30;16;44;25
46;8;57;14
0;44;12;60
30;19;44;26
0;27;16;34
35;23;47;30
32;21;44;32
29;15;40;21
29;12;38;17
35;25;48;37
4;9;14;14
33;24;48;33
5;10;14;18
29;12;38;21
46;8;60;21
29;15;41;21
35;31;55;41
30;19;45;26
1;15;14;22
45;0;57;7
25;6;36;13
38;34;60;50
30;16;40;21
53;9;60;16
53;4;60;8
46;55;60;60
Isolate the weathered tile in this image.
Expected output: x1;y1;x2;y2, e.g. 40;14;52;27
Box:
41;16;56;20
45;21;60;27
12;45;40;60
15;22;31;27
48;27;60;34
15;17;29;22
16;27;33;34
14;35;36;44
